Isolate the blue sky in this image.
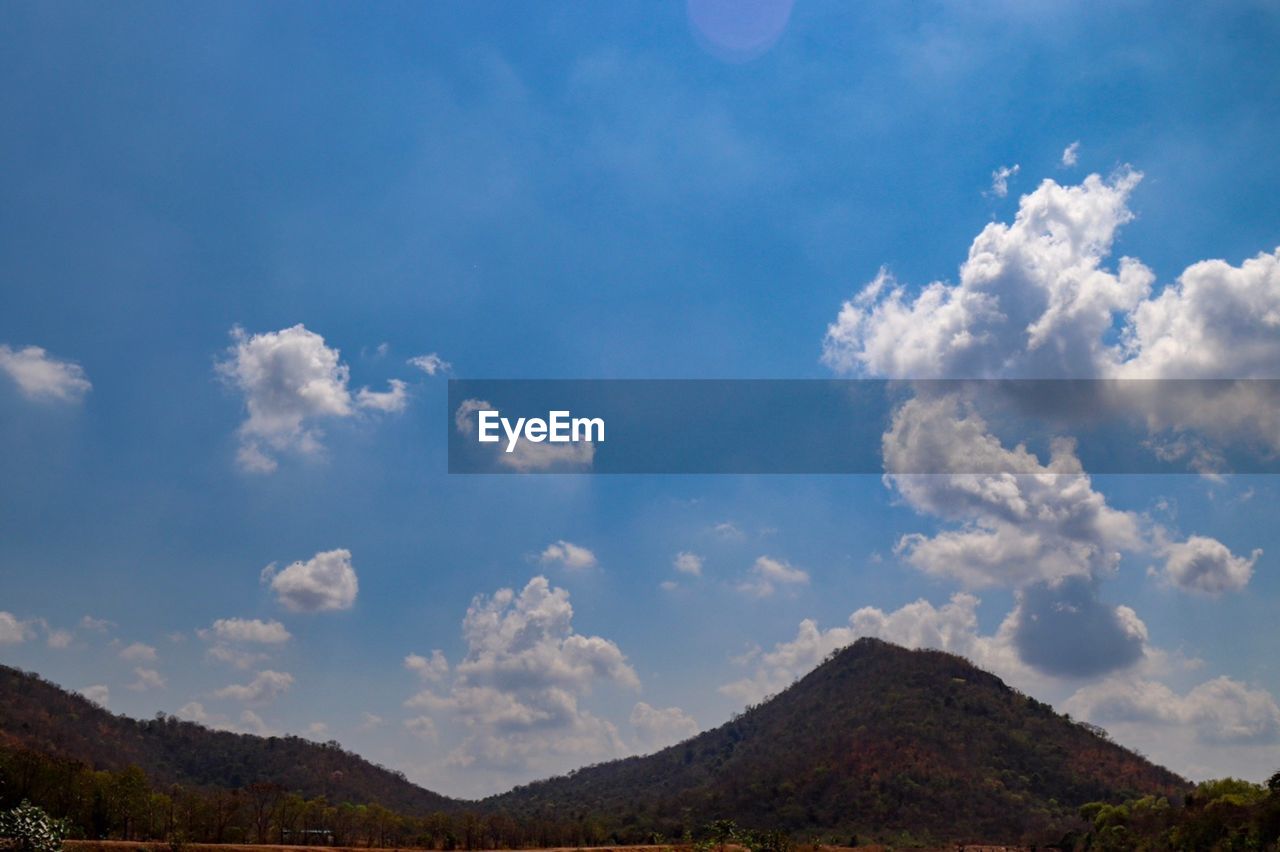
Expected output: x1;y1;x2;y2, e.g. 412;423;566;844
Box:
2;1;1279;797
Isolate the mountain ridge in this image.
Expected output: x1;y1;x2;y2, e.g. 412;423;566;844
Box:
0;638;1189;844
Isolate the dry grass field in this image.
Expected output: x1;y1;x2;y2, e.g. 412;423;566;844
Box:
62;842;1037;852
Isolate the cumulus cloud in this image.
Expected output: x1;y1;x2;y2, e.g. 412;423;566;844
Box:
198;619;290;669
217;324;405;473
1061;141;1080;167
239;710;273;736
408;353;452;376
176;701;215;725
79;685;109;707
119;642;159;663
355;378;408;413
1007;576;1148;678
203;617;292;644
823;169;1280;387
885;394;1143;588
129;668;166;692
213;670;294;704
673;551;704;576
206;645;269;670
1067;675;1280;746
405;576;637;780
630;702;698;751
263;549;359;612
0;344;91;402
1159;536;1260;595
1117;250;1280;380
405;650;449;682
0;612;34;645
738;556;809;598
823;170;1150;380
539;540;598;571
989;163;1020;198
359;712;385;730
46;629;73;649
405;716;438;741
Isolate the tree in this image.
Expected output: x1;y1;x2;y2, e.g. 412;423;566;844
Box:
0;801;68;852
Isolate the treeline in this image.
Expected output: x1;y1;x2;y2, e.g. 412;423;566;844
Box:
1074;775;1280;850
0;745;614;849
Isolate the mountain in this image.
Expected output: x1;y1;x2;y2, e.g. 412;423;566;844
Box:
1;640;1190;845
487;638;1189;845
0;664;458;814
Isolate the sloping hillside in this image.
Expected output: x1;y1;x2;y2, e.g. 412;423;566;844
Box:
487;638;1189;844
0;664;458;814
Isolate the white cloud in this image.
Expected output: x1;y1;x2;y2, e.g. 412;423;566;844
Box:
129;668;166;692
405;650;449;682
0;612;34;645
406;576;637;781
239;710;273;736
198;619;286;667
176;701;215;725
0;344;91;402
79;615;113;632
205;645;268;670
1117;249;1280;380
673;551;703;576
1067;675;1280;746
217;324;404;473
359;712;385;730
713;521;744;539
46;629;73;649
989;163;1020;198
454;398;492;435
408;353;452;376
738;555;809;598
824;169;1280;386
405;716;439;741
203;617;292;644
263;549;359;612
81;685;109;707
355;378;408;413
823;170;1149;380
1160;535;1260;595
630;702;698;751
119;642;158;663
1061;141;1080;167
884;394;1143;589
303;721;330;741
213;670;294;704
539;540;598;571
659;579;679;592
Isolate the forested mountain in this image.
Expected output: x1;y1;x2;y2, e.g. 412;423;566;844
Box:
2;640;1191;846
0;664;458;814
487;638;1190;846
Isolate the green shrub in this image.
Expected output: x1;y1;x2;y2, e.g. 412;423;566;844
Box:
0;801;69;852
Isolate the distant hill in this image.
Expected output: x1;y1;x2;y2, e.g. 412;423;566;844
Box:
0;664;458;814
486;638;1189;845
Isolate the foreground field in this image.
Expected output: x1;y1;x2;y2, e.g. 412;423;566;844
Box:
62;842;1033;852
